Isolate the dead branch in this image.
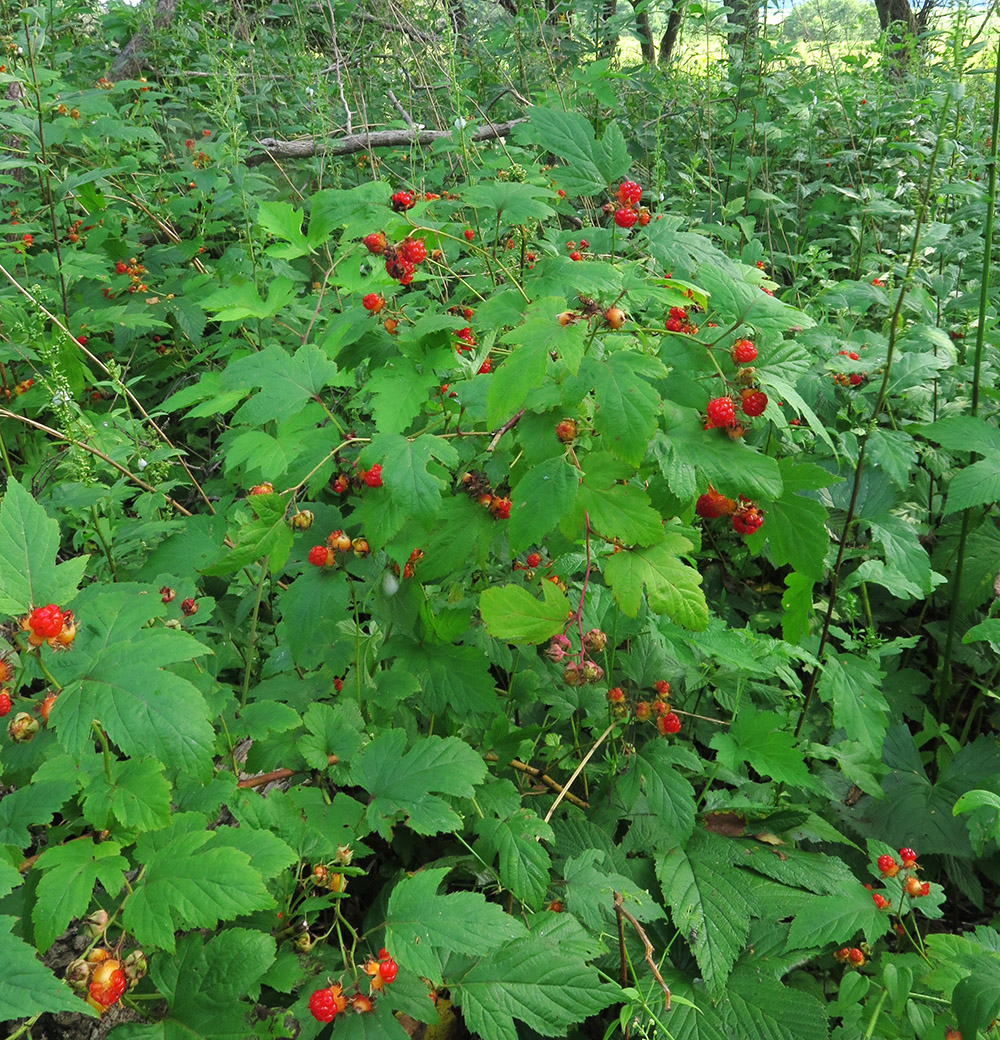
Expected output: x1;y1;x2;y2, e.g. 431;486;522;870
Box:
109;0;180;81
246;117;525;167
614;891;672;1010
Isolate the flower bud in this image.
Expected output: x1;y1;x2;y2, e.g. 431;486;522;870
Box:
84;909;108;937
124;949;147;983
66;958;92;992
8;712;38;742
583;628;606;653
291;510;314;530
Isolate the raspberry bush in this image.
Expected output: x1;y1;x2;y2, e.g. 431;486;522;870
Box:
1;4;1000;1040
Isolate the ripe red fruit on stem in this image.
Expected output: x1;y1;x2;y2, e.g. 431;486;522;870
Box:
731;339;757;363
362;463;383;488
877;853;899;877
362;292;385;313
614;207;638;229
740;389;768;417
309;984;347;1022
657;712;681;735
898;847;917;867
705;397;736;428
0;691;11;717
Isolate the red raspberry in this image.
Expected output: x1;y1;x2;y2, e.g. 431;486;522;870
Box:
309;985;347;1022
731;507;763;536
478;357;491;374
846;948;865;966
28;605;65;639
332;475;349;494
464;228;475;241
657;711;681;735
876;853;898;876
849;373;864;386
705;397;736;428
898;847;917;867
569;251;582;261
87;961;126;1011
308;545;333;567
838;349;860;361
731;339;757;363
362;464;383;488
607;687;625;703
180;598;198;616
385;256;415;283
696;486;735;519
76;335;87;345
114;261;127;275
362;293;384;313
872;892;889;910
740;390;768;417
654;680;670;696
614;207;638;229
390;191;415;212
490;497;511;520
617;180;642;206
22;233;33;247
398;238;427;264
578;239;589;249
363;231;387;255
634;700;651;721
638;209;650;226
378;956;398;984
0;691;10;717
526;552;541;568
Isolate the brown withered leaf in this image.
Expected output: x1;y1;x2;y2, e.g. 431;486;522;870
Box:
703;811;747;837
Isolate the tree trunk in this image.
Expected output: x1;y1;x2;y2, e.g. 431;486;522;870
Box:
632;2;655;64
659;1;684;62
109;0;179;80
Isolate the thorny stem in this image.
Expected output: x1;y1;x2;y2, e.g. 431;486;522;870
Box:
575;512;592;664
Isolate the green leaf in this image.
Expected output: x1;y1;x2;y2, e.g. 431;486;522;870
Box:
480;582;571;644
943;458;1000;515
594;121;630;184
654;421;783;501
582;352;664;466
453;913;620;1040
300;700;365;769
0;916;95;1021
385;867;526;984
785;884;889;951
224;344;344;426
389;640;499;718
763;460;830;579
474;804;554;911
461;182;556;224
723;971;828;1040
617;740;697;845
201;276;297;321
257;199;310;258
110;758;173;831
51;585;215;780
0;779;77;848
369;433;458;528
522;108;606;195
136;928;278;1040
32;839;128;953
563;850;665;932
577;482;664;547
710;705;818;790
509;457;579;554
123;817;274;952
351;731;487;838
817;650;887;758
366;360;439;436
921;415;1000;456
604;538;709;630
0;478;89;614
657;835;757;997
955;954;1000;1040
276;569;350;669
202;494;293;575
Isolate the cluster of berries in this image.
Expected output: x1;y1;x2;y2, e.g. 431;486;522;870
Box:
389;547;424;581
611;180;650;229
1;377;33;401
331;463;383;494
513;550;546;575
65;947;147;1016
308;950;398;1024
21;604;76;649
362;230;431;287
695;486;764;536
159;587;198;617
64;218;92;246
310;859;349;895
565;237;590;261
876;847;929;899
664;306;698;335
459;471;511;519
834;946;867;968
545;631;606;687
55;103;82;119
610;679;682;735
112;256;147;293
447;304;475;322
308;530;370;569
832;349;867;388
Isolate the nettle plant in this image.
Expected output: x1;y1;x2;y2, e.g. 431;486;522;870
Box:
3;86;1000;1040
